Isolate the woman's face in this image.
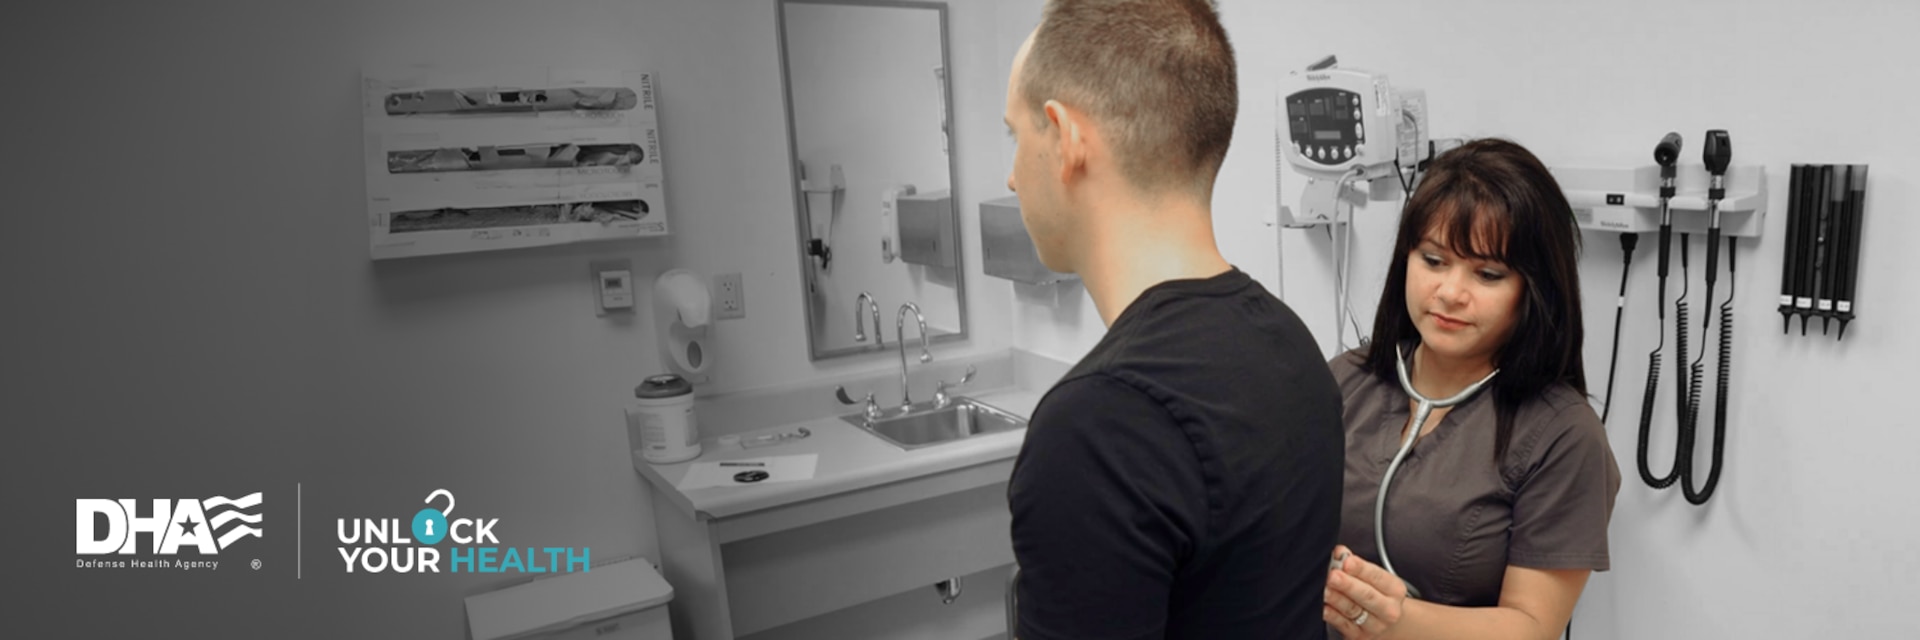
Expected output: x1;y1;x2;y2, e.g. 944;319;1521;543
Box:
1403;223;1524;368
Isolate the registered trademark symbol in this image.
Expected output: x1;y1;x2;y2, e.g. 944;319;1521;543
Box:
251;559;262;570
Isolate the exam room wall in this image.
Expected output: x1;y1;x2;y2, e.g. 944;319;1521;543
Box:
2;0;1014;637
994;0;1920;637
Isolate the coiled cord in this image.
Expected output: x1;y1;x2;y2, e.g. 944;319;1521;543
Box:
1685;230;1721;442
1675;236;1699;442
1635;352;1676;487
1636;235;1683;489
1684;237;1734;504
1636;234;1735;502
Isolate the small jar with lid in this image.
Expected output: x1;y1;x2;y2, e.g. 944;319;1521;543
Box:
626;374;701;464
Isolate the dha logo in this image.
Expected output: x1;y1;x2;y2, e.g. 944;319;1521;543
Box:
77;493;264;555
76;493;263;571
336;489;590;575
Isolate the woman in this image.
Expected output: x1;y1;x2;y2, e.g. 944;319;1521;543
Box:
1321;139;1621;639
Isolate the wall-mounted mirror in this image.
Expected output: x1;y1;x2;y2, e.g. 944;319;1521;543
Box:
777;0;967;361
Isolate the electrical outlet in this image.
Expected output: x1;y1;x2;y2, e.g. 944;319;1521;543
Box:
714;272;745;319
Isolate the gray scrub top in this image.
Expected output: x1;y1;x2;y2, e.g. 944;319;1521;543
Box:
1330;349;1621;607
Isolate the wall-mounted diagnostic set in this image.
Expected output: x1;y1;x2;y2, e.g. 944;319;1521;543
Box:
1557;131;1767;506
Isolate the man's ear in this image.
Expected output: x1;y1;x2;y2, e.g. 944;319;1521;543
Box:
1044;99;1086;183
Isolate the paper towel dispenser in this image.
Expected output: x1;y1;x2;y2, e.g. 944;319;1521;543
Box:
897;189;957;269
979;195;1078;285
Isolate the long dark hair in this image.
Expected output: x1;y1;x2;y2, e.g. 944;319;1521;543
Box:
1361;138;1587;461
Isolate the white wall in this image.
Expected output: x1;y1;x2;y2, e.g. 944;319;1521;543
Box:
998;0;1920;637
786;2;965;352
6;0;1015;637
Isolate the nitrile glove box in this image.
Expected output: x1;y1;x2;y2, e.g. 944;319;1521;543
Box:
465;558;675;640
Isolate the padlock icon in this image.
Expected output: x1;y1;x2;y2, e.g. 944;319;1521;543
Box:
411;489;454;545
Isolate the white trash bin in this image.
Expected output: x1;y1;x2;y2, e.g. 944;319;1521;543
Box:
466;558;674;640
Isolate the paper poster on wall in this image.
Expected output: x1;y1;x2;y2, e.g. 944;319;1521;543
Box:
362;66;669;260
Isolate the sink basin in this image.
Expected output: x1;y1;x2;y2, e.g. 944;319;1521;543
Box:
840;397;1028;450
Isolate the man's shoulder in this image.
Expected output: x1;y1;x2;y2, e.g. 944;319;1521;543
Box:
1110;289;1319;368
1034;371;1168;422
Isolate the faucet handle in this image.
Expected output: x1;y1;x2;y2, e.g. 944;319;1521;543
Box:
933;365;976;408
834;386;882;420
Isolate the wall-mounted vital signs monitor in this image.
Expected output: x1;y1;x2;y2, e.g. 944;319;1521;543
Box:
1275;55;1449;352
1277;55;1432;226
1283;77;1391;177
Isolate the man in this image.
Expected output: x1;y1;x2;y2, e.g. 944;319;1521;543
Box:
1003;1;1344;638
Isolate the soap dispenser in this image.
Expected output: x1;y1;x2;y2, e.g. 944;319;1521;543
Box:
652;269;712;382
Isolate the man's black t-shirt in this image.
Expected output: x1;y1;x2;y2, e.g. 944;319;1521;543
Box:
1008;268;1344;640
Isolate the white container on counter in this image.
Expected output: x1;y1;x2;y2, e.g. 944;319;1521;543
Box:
627;374;701;464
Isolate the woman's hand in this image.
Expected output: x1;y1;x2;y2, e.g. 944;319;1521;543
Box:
1323;545;1411;639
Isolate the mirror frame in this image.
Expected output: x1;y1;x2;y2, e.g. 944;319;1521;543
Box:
775;0;968;361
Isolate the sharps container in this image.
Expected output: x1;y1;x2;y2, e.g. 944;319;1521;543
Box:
628;374;701;464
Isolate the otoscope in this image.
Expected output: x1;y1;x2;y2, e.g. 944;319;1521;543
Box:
1635;133;1683;489
1653;132;1683;301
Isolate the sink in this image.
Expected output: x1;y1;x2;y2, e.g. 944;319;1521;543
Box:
840;397;1028;450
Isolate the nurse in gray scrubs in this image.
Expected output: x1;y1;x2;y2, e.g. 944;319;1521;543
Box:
1320;139;1622;639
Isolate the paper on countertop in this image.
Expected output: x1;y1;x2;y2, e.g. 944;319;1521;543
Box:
676;454;819;490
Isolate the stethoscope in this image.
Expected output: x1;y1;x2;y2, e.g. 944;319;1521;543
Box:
1376;342;1498;599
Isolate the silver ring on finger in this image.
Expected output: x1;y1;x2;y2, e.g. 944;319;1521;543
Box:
1353;609;1370;627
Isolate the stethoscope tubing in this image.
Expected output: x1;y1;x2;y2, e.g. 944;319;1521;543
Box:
1377;343;1498;597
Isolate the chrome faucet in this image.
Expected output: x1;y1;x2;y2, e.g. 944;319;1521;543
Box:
896;302;932;406
854;292;882;347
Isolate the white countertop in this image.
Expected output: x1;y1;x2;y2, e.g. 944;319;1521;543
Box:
635;386;1046;521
